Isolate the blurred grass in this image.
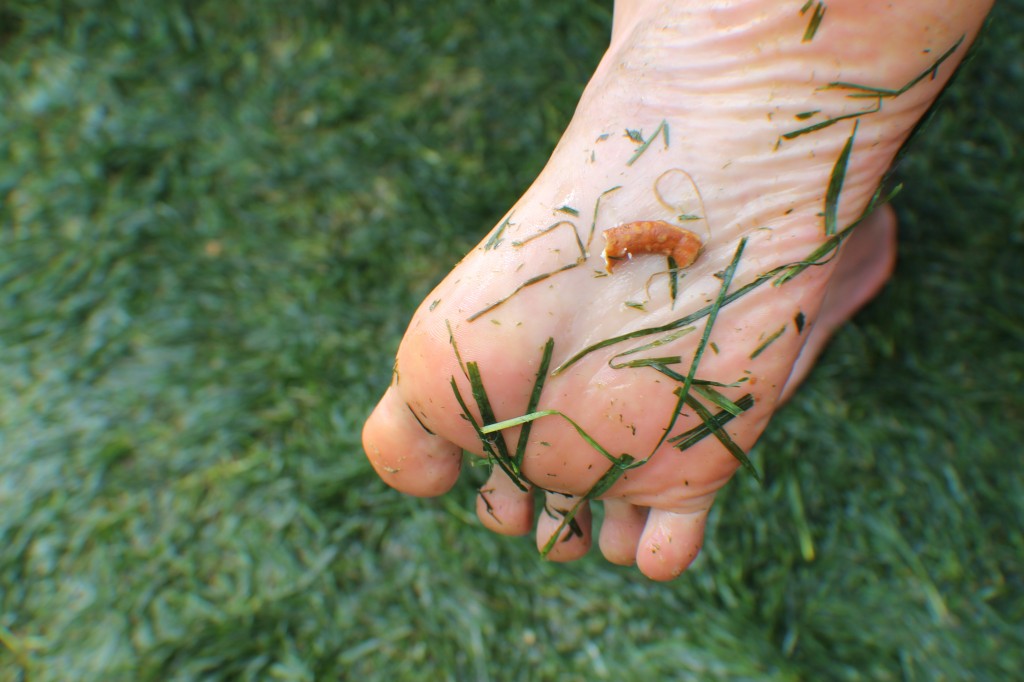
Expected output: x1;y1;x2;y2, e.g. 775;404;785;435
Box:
1;1;1021;680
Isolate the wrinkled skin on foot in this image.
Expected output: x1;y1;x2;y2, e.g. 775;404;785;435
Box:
363;0;992;580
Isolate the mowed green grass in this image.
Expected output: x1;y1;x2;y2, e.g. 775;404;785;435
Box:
1;1;1021;680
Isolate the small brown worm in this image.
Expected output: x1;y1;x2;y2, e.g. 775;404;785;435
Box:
602;220;702;273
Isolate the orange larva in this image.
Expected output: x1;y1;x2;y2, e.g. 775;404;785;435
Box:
602;220;702;273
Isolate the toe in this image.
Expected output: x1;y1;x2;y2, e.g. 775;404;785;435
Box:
476;467;534;536
537;492;592;562
635;508;709;581
362;386;463;497
598;500;648;566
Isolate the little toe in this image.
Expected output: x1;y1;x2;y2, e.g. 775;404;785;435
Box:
476;467;534;536
362;386;463;497
598;500;648;566
536;493;592;562
635;508;709;582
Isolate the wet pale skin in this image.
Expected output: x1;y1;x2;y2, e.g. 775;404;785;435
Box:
362;0;994;580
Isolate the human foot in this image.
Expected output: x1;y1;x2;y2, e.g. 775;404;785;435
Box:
362;0;992;580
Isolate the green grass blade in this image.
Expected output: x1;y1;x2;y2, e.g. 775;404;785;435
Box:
749;325;788;360
683;393;761;482
451;376;528;490
511;220;586;259
514;338;554;467
588;185;622;249
649;388;688;456
802;2;826;43
824;123;857;236
781;99;879;141
466;361;514;467
646;363;748;390
481;410;559;434
667;256;680;309
468;262;581;322
826;35;965;97
485;405;614;464
669;393;754;449
539;455;635;558
539;495;589;557
692;385;745;417
608;328;695;367
774;181;901;286
485;215;513;250
674;238;747;411
483;408;619;466
611;355;683;370
446;319;469;379
786;474;816;562
626;120;669;166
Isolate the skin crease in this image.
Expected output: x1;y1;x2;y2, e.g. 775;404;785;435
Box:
362;0;995;581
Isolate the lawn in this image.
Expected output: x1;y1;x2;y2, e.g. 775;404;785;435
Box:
1;1;1021;680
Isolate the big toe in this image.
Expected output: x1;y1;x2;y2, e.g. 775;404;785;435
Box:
362;386;463;497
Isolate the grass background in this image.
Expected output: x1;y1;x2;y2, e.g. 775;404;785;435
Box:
1;1;1021;680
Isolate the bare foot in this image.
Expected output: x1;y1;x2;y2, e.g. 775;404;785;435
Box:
363;0;992;580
